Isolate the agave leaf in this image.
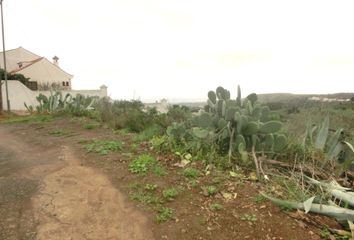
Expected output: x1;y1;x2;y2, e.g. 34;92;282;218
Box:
326;128;344;159
262;193;354;221
303;196;316;213
305;176;351;191
315;115;329;150
327;143;343;161
331;189;354;208
306;177;354;207
343;141;354;153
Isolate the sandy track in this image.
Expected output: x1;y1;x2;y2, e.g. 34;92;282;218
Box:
0;126;154;240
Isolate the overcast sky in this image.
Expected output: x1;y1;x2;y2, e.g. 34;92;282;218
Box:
2;0;354;101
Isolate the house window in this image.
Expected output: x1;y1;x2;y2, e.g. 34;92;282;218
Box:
66;81;69;86
62;81;65;86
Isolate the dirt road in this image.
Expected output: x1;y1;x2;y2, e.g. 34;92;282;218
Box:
0;125;154;240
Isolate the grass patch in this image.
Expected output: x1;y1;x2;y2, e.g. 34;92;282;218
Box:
202;185;218;196
152;165;167;176
83;123;100;130
1;114;54;124
182;167;201;179
85;139;123;155
156;207;174;223
162;188;178;201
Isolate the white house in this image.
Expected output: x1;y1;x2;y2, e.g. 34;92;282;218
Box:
0;47;73;90
0;47;108;111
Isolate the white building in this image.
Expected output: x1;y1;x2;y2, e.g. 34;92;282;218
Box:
0;47;73;90
0;47;108;111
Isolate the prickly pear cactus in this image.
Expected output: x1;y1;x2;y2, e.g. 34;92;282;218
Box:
199;85;288;164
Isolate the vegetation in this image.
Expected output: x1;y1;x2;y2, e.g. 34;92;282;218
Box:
156;207;174;222
128;154;166;176
182;167;201;179
84;139;123;155
0;68;30;84
202;185;218;196
210;203;223;211
18;85;354;236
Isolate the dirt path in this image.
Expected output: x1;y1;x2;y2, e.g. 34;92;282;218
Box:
0;126;154;240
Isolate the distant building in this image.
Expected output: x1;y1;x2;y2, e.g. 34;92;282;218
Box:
0;47;73;90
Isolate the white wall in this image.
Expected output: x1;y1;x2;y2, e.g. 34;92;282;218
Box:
1;81;107;111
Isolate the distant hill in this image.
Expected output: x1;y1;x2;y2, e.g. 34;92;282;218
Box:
257;93;354;103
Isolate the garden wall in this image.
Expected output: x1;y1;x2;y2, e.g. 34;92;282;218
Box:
1;81;107;111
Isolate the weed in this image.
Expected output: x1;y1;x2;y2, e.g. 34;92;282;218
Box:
240;214;257;222
129;182;162;205
129;154;166;176
144;184;158;191
182;167;201;179
188;179;199;188
156;207;174;222
129;154;156;174
130;143;138;152
85;140;123;155
162;188;178;201
153;165;167;176
319;228;331;239
202;185;218;196
210;203;223;211
129;192;162;205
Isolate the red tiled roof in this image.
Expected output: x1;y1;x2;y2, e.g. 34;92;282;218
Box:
9;57;44;74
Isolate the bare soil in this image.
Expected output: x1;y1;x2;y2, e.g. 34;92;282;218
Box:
0;116;341;239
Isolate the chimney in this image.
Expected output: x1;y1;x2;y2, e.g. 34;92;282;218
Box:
52;56;59;66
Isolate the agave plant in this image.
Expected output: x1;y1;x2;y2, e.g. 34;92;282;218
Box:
304;115;354;170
